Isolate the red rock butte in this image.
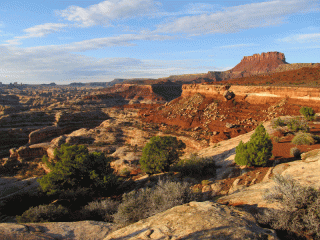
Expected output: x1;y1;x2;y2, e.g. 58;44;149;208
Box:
231;51;288;74
206;51;289;81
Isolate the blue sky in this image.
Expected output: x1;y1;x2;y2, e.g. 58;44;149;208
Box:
0;0;319;84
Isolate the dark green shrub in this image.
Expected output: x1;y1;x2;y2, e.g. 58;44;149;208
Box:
38;144;119;198
16;204;69;223
258;175;320;239
139;136;186;175
312;134;320;143
81;199;119;222
235;124;273;167
171;154;216;177
290;147;301;158
287;118;309;133
300;106;316;121
234;140;249;166
291;132;315;145
113;180;198;226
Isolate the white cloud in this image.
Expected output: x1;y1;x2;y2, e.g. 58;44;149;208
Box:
0;45;218;84
278;33;320;43
22;23;69;38
219;43;259;49
57;0;160;27
4;23;68;45
156;0;319;34
27;33;174;52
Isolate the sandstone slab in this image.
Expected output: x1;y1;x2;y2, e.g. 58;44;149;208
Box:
105;201;278;240
0;221;115;240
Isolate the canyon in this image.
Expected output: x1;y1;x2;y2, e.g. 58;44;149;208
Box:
0;51;320;239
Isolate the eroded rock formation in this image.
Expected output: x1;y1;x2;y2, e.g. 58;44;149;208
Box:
207;51;288;81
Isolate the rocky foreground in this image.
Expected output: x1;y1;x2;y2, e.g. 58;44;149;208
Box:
1;123;320;239
0;202;278;240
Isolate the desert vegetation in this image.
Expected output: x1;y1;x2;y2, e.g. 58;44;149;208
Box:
235;124;273;167
39;144;119;199
139;136;186;174
258;175;320;239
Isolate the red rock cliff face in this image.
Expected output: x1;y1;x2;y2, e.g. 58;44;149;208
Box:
206;52;288;81
182;84;320;107
231;51;287;75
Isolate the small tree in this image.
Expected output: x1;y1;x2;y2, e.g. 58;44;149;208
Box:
300;106;316;121
38;144;118;198
140;136;186;175
235;124;273;167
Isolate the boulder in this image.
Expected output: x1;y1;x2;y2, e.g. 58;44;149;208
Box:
223;90;235;100
105;201;278;239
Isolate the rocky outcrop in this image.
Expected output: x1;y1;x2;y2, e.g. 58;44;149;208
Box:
28;126;70;144
9;143;50;162
0;177;39;201
55;110;108;128
105;201;278;240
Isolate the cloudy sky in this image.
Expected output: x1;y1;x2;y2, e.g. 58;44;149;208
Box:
0;0;319;84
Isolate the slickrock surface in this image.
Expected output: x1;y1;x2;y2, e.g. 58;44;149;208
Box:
105;201;278;240
0;221;115;240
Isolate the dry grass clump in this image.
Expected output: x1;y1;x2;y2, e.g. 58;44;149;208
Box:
16;204;69;223
81;199;119;222
171;154;216;177
113;179;199;226
291;132;315;145
258;175;320;239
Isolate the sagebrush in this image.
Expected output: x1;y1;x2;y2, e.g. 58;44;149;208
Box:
81;199;119;222
171;154;216;177
291;132;315;145
257;175;320;239
113;179;199;226
16;204;69;223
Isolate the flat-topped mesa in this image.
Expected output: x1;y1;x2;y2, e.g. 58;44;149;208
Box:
205;51;289;81
241;52;286;63
231;51;288;76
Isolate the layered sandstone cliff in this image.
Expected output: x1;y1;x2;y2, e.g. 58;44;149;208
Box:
182;84;320;106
